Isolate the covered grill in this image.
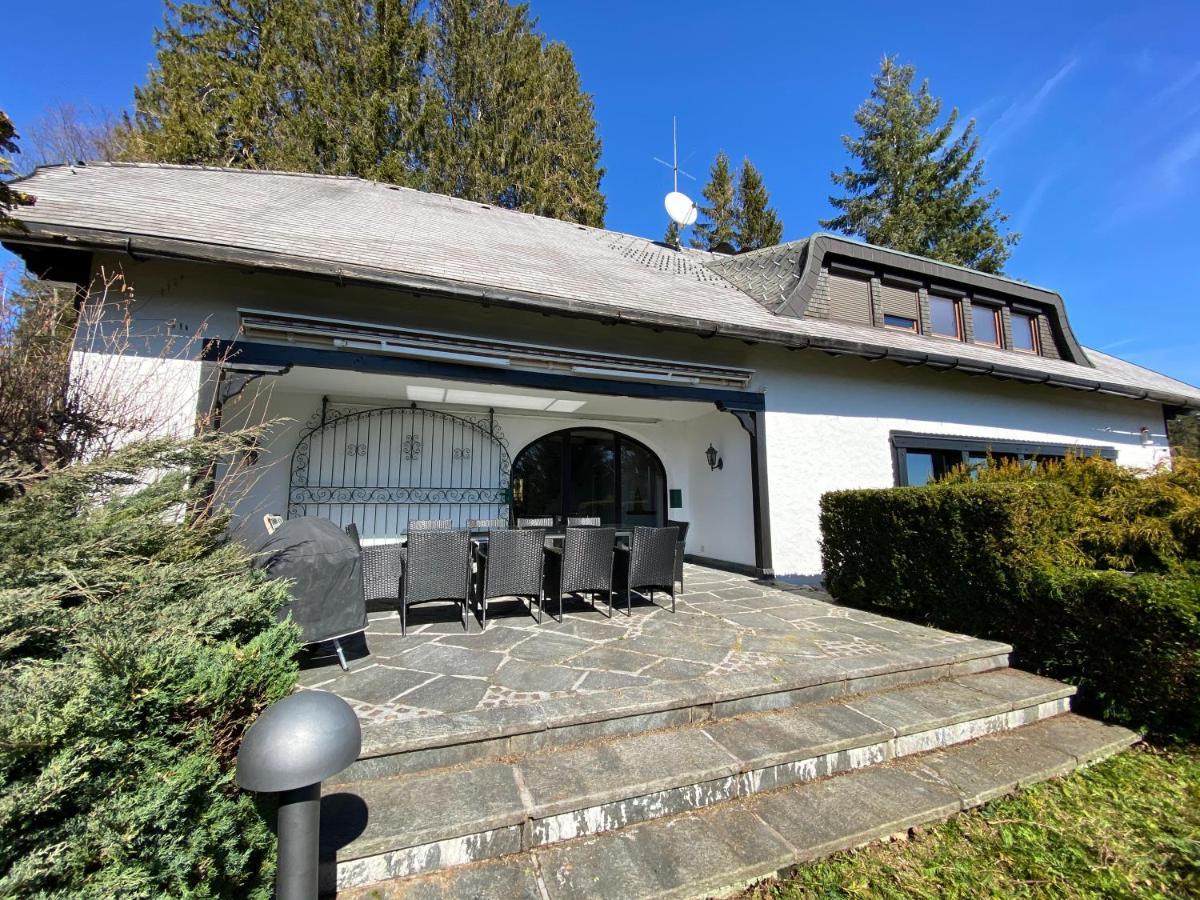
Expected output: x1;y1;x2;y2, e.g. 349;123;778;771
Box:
249;517;367;669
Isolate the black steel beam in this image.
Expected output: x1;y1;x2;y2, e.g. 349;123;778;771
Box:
204;339;767;409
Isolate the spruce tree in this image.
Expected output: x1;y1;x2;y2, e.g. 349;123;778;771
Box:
663;220;680;247
735;158;782;250
133;0;431;182
1;111;31;228
131;0;605;225
822;56;1018;274
689;151;736;250
425;0;605;226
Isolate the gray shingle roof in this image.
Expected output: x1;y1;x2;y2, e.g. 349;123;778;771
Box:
5;162;1199;409
705;241;809;313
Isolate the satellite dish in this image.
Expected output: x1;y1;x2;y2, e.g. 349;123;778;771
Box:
665;191;698;227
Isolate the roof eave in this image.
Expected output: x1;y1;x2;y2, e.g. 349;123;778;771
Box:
4;221;1197;411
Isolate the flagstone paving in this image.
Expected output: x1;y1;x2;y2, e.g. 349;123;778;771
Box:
297;565;984;728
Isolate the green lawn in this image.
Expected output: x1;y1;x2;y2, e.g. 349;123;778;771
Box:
744;744;1200;899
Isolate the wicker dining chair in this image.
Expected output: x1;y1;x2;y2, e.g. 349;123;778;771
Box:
566;516;601;527
667;519;690;593
517;516;555;528
547;526;615;621
408;519;453;532
345;523;406;604
400;528;472;635
467;517;509;530
476;528;547;626
618;525;679;615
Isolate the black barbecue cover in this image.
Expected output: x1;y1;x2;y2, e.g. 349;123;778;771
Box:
249;517;367;644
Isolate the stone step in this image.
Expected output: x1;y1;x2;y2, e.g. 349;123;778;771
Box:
338;714;1138;899
339;637;1011;783
321;668;1071;893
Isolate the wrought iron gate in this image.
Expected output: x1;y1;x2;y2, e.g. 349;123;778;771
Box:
288;403;511;539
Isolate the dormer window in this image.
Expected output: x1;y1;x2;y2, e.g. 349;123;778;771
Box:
972;303;1002;347
1012;311;1040;353
928;295;962;339
879;275;921;333
883;314;918;332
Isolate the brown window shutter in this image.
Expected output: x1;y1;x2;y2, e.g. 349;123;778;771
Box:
879;282;920;320
826;273;872;325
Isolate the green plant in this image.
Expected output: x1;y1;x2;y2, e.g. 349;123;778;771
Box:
744;742;1200;898
820;461;1200;740
0;435;299;898
941;453;1200;573
1025;568;1200;740
820;481;1077;635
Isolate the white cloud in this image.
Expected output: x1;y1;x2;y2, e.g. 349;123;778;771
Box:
1157;125;1200;189
1014;171;1058;230
983;57;1081;158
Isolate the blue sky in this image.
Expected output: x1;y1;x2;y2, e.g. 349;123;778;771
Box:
3;1;1199;385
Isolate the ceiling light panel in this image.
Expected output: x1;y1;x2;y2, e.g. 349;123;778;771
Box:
444;389;553;410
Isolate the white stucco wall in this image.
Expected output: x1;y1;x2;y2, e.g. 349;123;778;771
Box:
755;348;1170;579
84;256;1176;579
684;410;757;565
68;350;209;446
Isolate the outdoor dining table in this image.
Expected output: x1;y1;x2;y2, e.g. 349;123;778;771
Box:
468;528;633;547
392;528;634;547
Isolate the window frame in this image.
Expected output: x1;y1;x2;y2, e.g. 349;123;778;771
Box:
927;294;963;340
1010;310;1040;354
889;431;1116;486
971;301;1003;348
882;313;919;332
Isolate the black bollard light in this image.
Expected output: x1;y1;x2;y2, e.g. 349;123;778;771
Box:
237;690;361;900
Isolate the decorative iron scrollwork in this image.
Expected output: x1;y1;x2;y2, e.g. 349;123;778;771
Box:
288;404;512;535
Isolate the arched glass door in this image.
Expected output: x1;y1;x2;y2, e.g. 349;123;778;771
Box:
511;428;666;527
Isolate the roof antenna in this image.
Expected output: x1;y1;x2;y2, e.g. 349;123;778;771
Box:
654;116;697;248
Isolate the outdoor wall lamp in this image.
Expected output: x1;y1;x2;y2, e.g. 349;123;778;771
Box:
1140;426;1153;446
705;444;723;471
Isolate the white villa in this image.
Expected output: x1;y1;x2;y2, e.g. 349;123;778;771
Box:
6;162;1198;580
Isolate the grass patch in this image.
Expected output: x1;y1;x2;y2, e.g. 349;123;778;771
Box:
743;743;1200;899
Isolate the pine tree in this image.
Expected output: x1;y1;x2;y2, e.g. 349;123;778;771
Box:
822;56;1018;274
735;158;782;250
663;220;680;247
425;0;605;226
689;151;736;250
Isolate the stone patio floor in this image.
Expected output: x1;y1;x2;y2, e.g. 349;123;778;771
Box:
298;565;983;729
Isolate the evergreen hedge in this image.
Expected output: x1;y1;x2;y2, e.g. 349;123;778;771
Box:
0;436;299;898
820;481;1078;635
820;457;1200;741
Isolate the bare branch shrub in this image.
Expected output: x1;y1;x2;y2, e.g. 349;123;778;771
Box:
15;102;138;170
0;266;217;494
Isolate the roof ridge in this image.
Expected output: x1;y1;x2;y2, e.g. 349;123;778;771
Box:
68;160;366;181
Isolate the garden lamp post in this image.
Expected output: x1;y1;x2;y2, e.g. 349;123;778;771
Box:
236;690;361;900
